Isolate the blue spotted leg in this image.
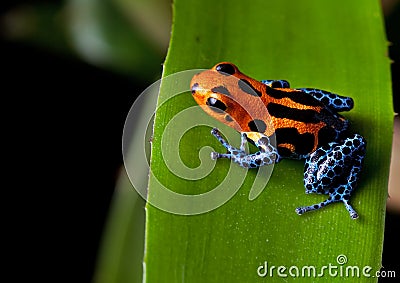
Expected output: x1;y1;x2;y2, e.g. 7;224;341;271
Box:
210;128;280;168
297;88;354;112
296;134;366;219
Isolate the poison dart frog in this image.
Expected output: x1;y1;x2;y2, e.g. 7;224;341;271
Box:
190;62;366;219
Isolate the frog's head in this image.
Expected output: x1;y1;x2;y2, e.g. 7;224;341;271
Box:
190;62;273;135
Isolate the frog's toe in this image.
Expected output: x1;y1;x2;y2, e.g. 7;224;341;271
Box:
211;151;231;160
342;199;359;219
295;200;330;216
210;127;220;136
295;207;307;215
350;211;359;220
210;152;219;160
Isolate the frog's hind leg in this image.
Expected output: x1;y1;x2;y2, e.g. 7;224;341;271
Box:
295;186;359;219
295;196;337;216
297;88;354;112
296;134;366;219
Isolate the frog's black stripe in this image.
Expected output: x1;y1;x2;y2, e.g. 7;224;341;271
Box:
317;126;338;148
315;109;348;131
275;128;314;155
206;98;227;113
211;85;231;96
224;114;233;122
266;86;321;107
276;147;293;158
248;119;267;133
238;79;262;97
267;103;320;123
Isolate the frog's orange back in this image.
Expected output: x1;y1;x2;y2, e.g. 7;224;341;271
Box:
190;62;347;158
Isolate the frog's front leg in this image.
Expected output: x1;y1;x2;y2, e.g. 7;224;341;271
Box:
210;128;280;168
296;134;366;219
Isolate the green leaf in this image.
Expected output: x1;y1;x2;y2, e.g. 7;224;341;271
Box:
2;0;168;79
144;0;393;282
93;172;146;283
66;0;167;78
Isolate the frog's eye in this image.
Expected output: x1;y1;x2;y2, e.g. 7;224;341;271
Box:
206;97;227;113
215;63;236;75
191;82;199;94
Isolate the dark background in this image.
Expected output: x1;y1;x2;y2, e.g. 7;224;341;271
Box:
2;0;399;282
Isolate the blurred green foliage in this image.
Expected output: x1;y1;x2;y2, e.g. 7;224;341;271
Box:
1;0;171;80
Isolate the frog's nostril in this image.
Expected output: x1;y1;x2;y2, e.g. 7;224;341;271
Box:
191;83;199;94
